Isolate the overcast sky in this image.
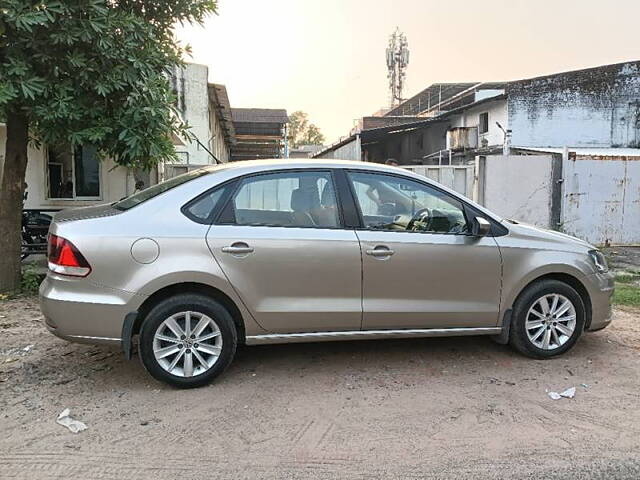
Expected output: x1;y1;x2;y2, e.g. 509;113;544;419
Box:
176;0;640;143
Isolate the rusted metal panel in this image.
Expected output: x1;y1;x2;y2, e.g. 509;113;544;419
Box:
446;127;478;151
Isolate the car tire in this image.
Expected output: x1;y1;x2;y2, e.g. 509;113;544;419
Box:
139;293;237;388
509;279;586;359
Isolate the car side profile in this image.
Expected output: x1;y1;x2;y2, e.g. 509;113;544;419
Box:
40;160;614;388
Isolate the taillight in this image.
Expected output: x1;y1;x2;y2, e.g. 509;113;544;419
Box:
48;234;92;277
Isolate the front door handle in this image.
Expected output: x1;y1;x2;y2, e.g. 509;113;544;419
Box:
222;242;254;255
366;246;395;257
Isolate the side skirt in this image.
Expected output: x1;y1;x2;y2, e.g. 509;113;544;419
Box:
246;327;501;345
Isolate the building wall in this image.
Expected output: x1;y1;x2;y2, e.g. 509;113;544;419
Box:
172;63;214;166
315;137;361;161
455;99;508;148
208;106;230;163
508;61;640;148
1;126;146;210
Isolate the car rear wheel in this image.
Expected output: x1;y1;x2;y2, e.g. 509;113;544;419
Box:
139;294;237;388
509;279;586;358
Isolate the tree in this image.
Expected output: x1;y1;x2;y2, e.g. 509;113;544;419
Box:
0;0;217;292
301;123;325;146
288;110;324;148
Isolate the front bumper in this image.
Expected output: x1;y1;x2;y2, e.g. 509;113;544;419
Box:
584;271;615;331
39;274;143;345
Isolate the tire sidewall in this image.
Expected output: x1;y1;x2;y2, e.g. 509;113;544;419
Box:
139;294;237;388
511;280;586;358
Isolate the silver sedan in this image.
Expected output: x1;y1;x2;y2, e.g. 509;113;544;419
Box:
40;160;614;388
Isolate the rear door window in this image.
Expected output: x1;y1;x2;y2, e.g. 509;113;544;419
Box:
219;171;341;228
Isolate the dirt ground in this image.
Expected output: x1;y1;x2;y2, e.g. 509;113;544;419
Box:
1;298;639;479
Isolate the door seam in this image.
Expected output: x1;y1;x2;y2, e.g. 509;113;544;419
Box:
354;229;364;330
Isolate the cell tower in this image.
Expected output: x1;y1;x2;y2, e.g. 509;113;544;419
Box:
386;27;409;108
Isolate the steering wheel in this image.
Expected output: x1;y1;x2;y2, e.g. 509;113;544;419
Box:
406;207;431;231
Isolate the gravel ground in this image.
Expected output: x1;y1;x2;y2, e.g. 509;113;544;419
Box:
1;297;639;479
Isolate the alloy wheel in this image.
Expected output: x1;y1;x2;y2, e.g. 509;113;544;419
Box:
153;311;223;377
525;294;577;350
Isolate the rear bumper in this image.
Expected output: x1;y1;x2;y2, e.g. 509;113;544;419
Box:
39;274;144;345
584;272;615;331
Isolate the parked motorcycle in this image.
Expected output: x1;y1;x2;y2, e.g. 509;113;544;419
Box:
21;189;54;260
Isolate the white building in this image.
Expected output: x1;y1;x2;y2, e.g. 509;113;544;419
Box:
316;60;640;164
0;62;234;210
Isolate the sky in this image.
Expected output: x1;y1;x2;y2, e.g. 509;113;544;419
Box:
175;0;640;143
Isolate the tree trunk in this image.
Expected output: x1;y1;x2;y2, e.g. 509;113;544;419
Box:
0;110;29;292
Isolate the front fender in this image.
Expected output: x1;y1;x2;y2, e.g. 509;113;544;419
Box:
499;249;592;320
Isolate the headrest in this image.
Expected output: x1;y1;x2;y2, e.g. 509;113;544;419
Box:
320;182;336;207
291;188;318;212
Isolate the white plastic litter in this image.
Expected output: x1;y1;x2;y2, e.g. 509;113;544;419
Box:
548;387;576;400
56;409;87;433
23;345;34;352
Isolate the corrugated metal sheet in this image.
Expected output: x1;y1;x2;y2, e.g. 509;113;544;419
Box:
231;108;289;124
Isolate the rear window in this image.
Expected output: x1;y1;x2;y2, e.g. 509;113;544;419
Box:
113;168;212;211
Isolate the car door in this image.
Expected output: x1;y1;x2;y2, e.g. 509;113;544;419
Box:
346;170;502;330
205;170;362;333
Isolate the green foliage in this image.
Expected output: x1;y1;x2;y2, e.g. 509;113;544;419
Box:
20;262;42;294
0;0;217;169
288;110;325;148
613;283;640;308
303;123;325;146
613;271;640;308
614;272;640;284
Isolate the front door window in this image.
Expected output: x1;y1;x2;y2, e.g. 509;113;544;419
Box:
348;171;468;234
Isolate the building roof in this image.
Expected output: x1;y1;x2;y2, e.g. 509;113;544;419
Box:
385;82;507;117
231;108;289;124
208;83;236;145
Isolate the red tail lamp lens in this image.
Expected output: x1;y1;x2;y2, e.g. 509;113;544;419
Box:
48;234;91;277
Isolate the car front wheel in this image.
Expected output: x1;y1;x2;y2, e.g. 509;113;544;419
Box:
139;294;237;388
509;279;586;358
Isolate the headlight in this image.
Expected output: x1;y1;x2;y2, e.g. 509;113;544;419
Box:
588;250;608;273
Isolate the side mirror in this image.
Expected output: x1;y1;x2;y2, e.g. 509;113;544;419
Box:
471;216;491;237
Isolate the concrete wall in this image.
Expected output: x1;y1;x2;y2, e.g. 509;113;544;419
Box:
508;61;640;148
172;63;214;165
562;156;640;245
478;155;555;228
403;165;475;198
316;136;361;161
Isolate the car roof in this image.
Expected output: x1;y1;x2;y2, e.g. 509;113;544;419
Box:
200;158;405;175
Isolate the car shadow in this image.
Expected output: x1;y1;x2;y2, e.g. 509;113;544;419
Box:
22;329;613;392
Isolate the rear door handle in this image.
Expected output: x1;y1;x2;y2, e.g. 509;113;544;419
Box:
366;246;395;257
222;242;254;255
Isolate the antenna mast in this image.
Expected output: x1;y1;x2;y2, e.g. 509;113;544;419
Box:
386;27;409;108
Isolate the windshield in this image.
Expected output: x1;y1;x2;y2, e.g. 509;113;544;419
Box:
113;168;212;211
